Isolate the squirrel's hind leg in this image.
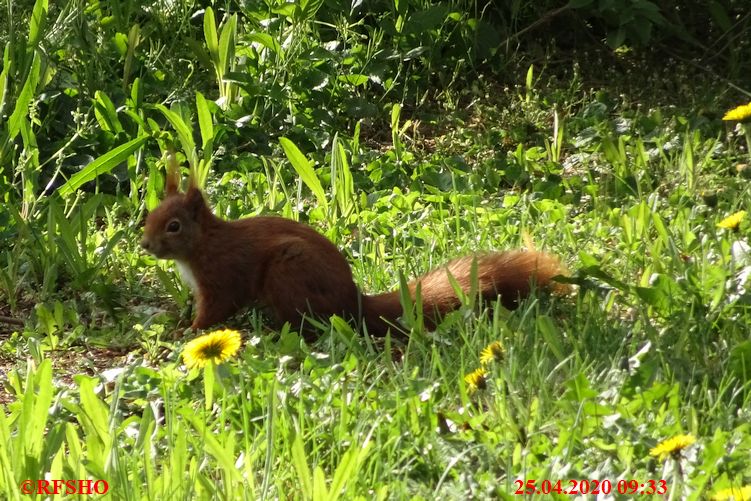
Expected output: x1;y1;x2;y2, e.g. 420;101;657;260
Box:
260;241;360;337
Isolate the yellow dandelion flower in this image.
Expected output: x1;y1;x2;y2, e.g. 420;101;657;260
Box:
480;341;505;365
711;485;751;501
464;367;487;392
718;211;747;231
649;434;696;461
723;103;751;122
182;329;242;369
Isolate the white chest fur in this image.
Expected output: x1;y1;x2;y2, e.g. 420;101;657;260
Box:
175;260;199;292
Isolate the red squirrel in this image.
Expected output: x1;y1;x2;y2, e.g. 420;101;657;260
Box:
141;163;565;337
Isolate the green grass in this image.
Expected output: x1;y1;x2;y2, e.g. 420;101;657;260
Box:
2;0;751;499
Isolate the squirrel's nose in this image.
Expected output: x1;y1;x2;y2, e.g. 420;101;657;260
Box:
140;238;151;251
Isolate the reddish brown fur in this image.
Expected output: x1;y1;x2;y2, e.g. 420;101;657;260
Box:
362;251;563;334
142;180;565;337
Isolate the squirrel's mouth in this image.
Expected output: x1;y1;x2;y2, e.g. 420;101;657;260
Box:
146;248;172;259
140;239;169;259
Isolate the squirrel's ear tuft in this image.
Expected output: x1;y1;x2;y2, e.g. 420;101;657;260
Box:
185;185;207;217
187;166;201;192
165;150;181;195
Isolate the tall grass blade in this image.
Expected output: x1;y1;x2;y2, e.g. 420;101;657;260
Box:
57;135;149;197
331;133;354;217
290;430;313;499
280;137;328;211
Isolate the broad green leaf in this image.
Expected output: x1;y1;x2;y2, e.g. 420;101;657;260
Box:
28;0;49;47
329;441;372;501
390;104;402;159
299;0;324;20
193;95;216;187
8;50;41;142
525;64;534;96
248;33;282;57
635;274;681;317
536;314;565;362
195;91;214;151
65;422;84;476
123;109;147;130
218;14;237;75
75;377;111;479
279;137;328;211
651;212;670;246
19;113;39;170
312;466;328;501
136;404;156;453
0;408;13;484
130;76;143;107
271;3;297;17
124;23;140;86
404;5;450;35
204;7;219;68
390;103;401;135
112;32;128;56
155;104;197;169
57;135;149;197
93;90;123;134
338;74;369;86
21;360;53;457
77;376;111;448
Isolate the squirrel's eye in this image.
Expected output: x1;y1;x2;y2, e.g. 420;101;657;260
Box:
166;220;181;233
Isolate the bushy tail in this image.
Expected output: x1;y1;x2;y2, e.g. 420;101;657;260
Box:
362;250;565;335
